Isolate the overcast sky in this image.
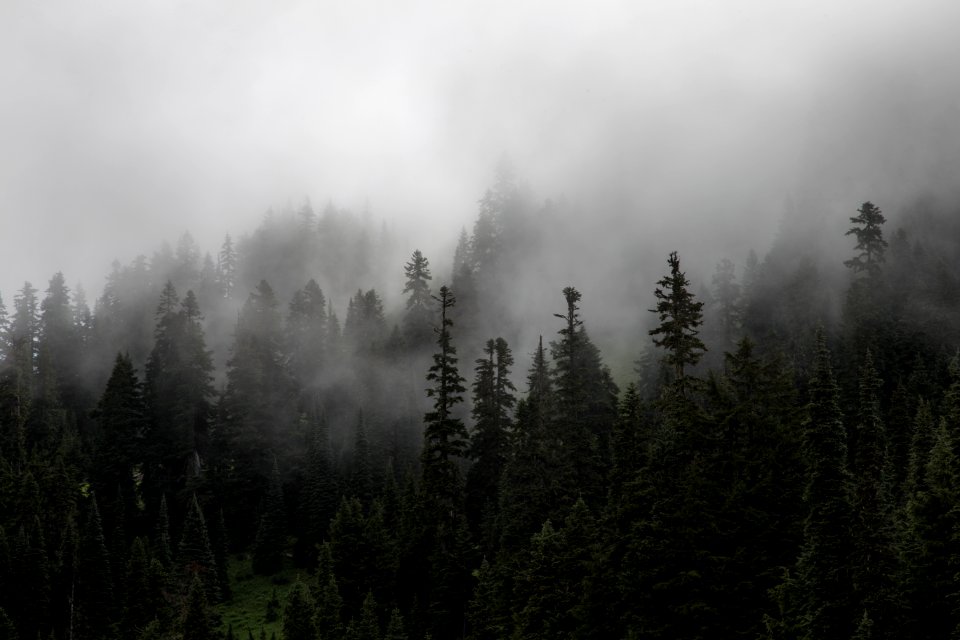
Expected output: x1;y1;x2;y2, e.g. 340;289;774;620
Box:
2;0;960;301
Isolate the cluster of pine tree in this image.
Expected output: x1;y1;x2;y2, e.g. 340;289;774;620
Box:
3;180;960;640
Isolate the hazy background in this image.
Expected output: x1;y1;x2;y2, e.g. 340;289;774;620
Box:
2;0;960;316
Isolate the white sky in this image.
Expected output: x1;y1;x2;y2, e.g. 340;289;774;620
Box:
2;0;959;300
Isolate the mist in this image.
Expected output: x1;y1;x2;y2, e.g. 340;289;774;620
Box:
2;0;959;307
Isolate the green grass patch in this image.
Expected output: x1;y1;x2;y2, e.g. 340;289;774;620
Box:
217;555;308;639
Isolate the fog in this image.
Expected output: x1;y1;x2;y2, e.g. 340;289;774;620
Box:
2;0;960;332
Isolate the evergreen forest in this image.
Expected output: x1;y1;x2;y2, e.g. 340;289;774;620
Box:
5;170;960;640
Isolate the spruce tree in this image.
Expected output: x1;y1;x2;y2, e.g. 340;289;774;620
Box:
177;494;220;601
402;250;434;349
902;420;960;638
649;251;706;390
844;202;887;277
253;460;286;575
281;581;316;640
420;286;468;513
850;352;899;638
181;575;217;640
466;337;515;547
550;287;618;507
498;336;556;553
76;495;115;640
793;331;854;639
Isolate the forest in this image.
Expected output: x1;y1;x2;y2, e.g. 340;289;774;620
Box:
4;166;960;640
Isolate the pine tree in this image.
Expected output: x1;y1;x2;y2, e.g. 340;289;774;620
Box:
210;508;232;600
346;591;381;640
850;352;899;638
285;280;327;394
156;493;173;568
384;608;407;640
218;234;238;299
91;353;145;522
901;420;960;638
181;575;217;640
709;258;742;350
844;202;887;277
143;284;215;506
466;337;515;547
178;494;220;601
253;460;286;575
649;251;706;390
76;495;115;640
420;286;468;513
303;409;336;562
281;581;316;640
550;287;618;507
402;250;434;349
793;331;854;639
498;336;556;553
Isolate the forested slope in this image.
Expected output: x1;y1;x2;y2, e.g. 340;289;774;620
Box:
3;177;960;639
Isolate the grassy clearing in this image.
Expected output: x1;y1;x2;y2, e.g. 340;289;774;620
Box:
217;555;309;639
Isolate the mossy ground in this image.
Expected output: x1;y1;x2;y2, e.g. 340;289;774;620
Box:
217;555;307;639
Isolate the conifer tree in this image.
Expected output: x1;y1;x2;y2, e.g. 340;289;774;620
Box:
550;287;618;507
91;353;145;521
466;337;515;546
181;575;217;640
649;251;706;390
402;250;434;349
844;202;887;277
285;279;327;394
347;591;381;640
850;352;898;637
76;495;115;640
384;608;407;640
156;493;173;568
177;494;220;601
303;409;336;560
210;508;232;600
420;286;468;513
498;336;556;553
281;581;316;640
144;284;215;506
793;332;853;639
217;234;238;299
253;460;286;575
901;420;960;638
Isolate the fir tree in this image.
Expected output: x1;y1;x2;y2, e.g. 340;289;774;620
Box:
281;581;316;640
253;459;286;575
76;495;115;640
420;286;468;513
402;250;434;349
793;331;854;639
346;591;381;640
181;575;217;640
850;352;899;638
465;337;515;547
177;494;220;601
844;202;887;277
649;251;706;390
901;420;960;638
